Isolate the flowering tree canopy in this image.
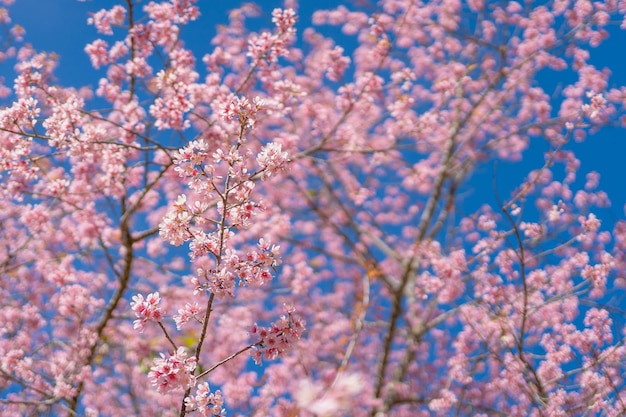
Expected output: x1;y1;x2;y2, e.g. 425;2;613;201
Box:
1;0;626;416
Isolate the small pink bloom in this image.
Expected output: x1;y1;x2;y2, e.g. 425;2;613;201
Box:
149;347;197;393
130;292;163;332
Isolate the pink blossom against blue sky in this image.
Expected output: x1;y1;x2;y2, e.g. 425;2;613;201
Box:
6;0;626;223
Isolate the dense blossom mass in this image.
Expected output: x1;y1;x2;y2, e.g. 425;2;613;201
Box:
1;0;626;416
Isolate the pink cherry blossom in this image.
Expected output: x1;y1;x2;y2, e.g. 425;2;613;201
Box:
149;347;197;393
184;382;226;416
130;292;164;332
1;1;626;416
250;305;305;364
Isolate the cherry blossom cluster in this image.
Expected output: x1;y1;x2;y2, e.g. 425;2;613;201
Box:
13;49;57;98
159;194;195;246
247;8;296;67
250;305;305;365
184;382;226;417
0;98;38;188
149;346;197;393
582;91;608;121
191;239;280;298
42;94;84;147
130;292;164;332
581;252;614;298
256;141;288;179
171;139;216;196
324;46;351;82
87;5;125;35
271;8;296;36
151;68;196;130
222;95;264;129
173;301;200;330
0;96;39;129
144;0;200;26
579;212;601;234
